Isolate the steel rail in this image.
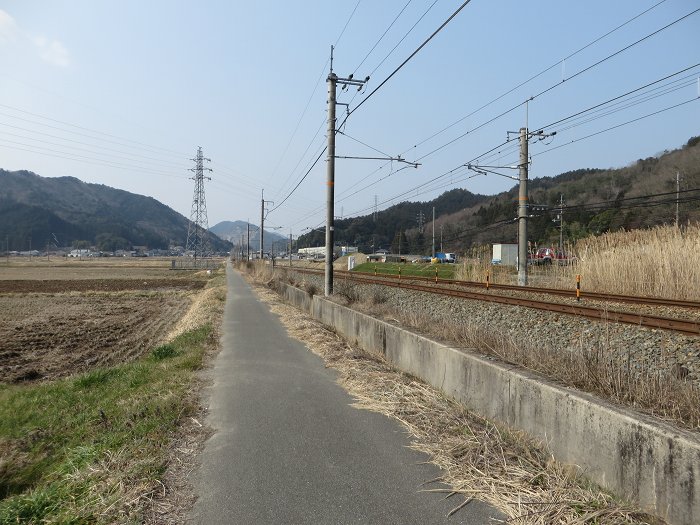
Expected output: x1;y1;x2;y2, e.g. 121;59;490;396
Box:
335;269;700;309
289;267;700;336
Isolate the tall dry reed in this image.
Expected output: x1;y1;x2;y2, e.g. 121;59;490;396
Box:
564;224;700;300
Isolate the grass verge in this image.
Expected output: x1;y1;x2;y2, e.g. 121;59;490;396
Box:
0;270;227;524
352;261;455;279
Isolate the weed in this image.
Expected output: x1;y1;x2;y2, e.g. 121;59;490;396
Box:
334;282;361;304
74;369;116;389
151;344;177;361
0;323;220;522
304;282;319;297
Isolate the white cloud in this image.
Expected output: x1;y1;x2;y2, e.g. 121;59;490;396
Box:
0;9;70;67
0;9;20;44
34;36;70;67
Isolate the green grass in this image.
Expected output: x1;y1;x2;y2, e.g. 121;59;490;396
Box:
0;325;214;524
352;261;456;279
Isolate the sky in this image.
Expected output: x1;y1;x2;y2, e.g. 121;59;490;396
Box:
0;0;698;239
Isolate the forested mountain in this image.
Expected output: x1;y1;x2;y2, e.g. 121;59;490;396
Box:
297;136;700;254
0;170;231;252
210;220;287;252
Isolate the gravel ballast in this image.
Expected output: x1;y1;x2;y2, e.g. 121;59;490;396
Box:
287;269;700;386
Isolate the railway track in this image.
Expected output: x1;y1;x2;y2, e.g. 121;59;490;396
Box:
289;267;700;336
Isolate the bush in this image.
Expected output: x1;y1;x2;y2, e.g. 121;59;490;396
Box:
304;282;319;297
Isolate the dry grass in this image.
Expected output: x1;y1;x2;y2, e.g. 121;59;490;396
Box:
165;285;226;341
251;281;661;524
561;225;700;300
455;226;700;301
409;315;700;431
454;257;493;282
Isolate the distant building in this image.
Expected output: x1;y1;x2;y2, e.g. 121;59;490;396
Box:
68;249;91;258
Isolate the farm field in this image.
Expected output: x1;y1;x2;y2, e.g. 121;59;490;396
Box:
0;258;213;383
0;256;198;280
0;257;226;523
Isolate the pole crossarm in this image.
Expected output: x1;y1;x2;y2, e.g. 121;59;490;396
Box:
335;155;420;168
465;163;518;181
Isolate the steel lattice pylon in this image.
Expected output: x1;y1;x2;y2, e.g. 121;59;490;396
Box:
186;147;212;258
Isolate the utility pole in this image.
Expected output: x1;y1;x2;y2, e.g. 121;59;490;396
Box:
517;127;528;286
676;171;680;227
260;191;265;260
417;210;425;233
432;207;436;257
558;194;564;251
289;230;293;267
259;190;274;260
325;66;337;297
246;221;250;261
502;125;555;286
440;225;443;253
324;46;369;296
373;195;378;222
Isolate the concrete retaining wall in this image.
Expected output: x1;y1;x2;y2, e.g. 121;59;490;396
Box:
278;282;700;525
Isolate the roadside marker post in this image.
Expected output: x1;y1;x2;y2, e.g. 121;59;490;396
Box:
576;274;581;302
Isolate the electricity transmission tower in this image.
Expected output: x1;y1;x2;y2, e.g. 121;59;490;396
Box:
186;147;212;260
416;210;425;233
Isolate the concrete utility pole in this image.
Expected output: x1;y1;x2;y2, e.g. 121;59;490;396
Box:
559;193;564;251
260;191;265;260
259;191;274;260
246;221;250;261
517;127;528;286
326;68;337;297
504;125;555;286
324;46;369;296
289;230;293;267
432;207;435;257
676;171;680;227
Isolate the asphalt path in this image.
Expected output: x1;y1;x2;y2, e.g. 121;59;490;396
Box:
190;265;503;524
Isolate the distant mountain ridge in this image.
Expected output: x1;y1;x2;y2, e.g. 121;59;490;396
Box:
297;136;700;253
210;220;287;252
0;170;231;252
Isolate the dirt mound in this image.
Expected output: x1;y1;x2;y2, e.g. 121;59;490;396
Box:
333;253;368;270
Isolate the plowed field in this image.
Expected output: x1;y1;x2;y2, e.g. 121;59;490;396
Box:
0;259;218;383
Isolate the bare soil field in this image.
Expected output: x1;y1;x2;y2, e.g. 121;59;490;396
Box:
0;259;214;383
0;256;208;280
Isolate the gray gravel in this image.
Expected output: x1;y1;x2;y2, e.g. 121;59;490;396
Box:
286;269;700;384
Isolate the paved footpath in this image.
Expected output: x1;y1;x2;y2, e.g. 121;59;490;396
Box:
190;266;503;524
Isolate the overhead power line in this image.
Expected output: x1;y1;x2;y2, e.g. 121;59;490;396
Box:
530;6;700;103
533;97;699;159
401;6;700;165
268;146;328;214
352;0;413;74
337;0;474;130
0;103;187;156
404;0;669;154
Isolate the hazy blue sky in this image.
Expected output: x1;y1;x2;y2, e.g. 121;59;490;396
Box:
1;1;698;236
